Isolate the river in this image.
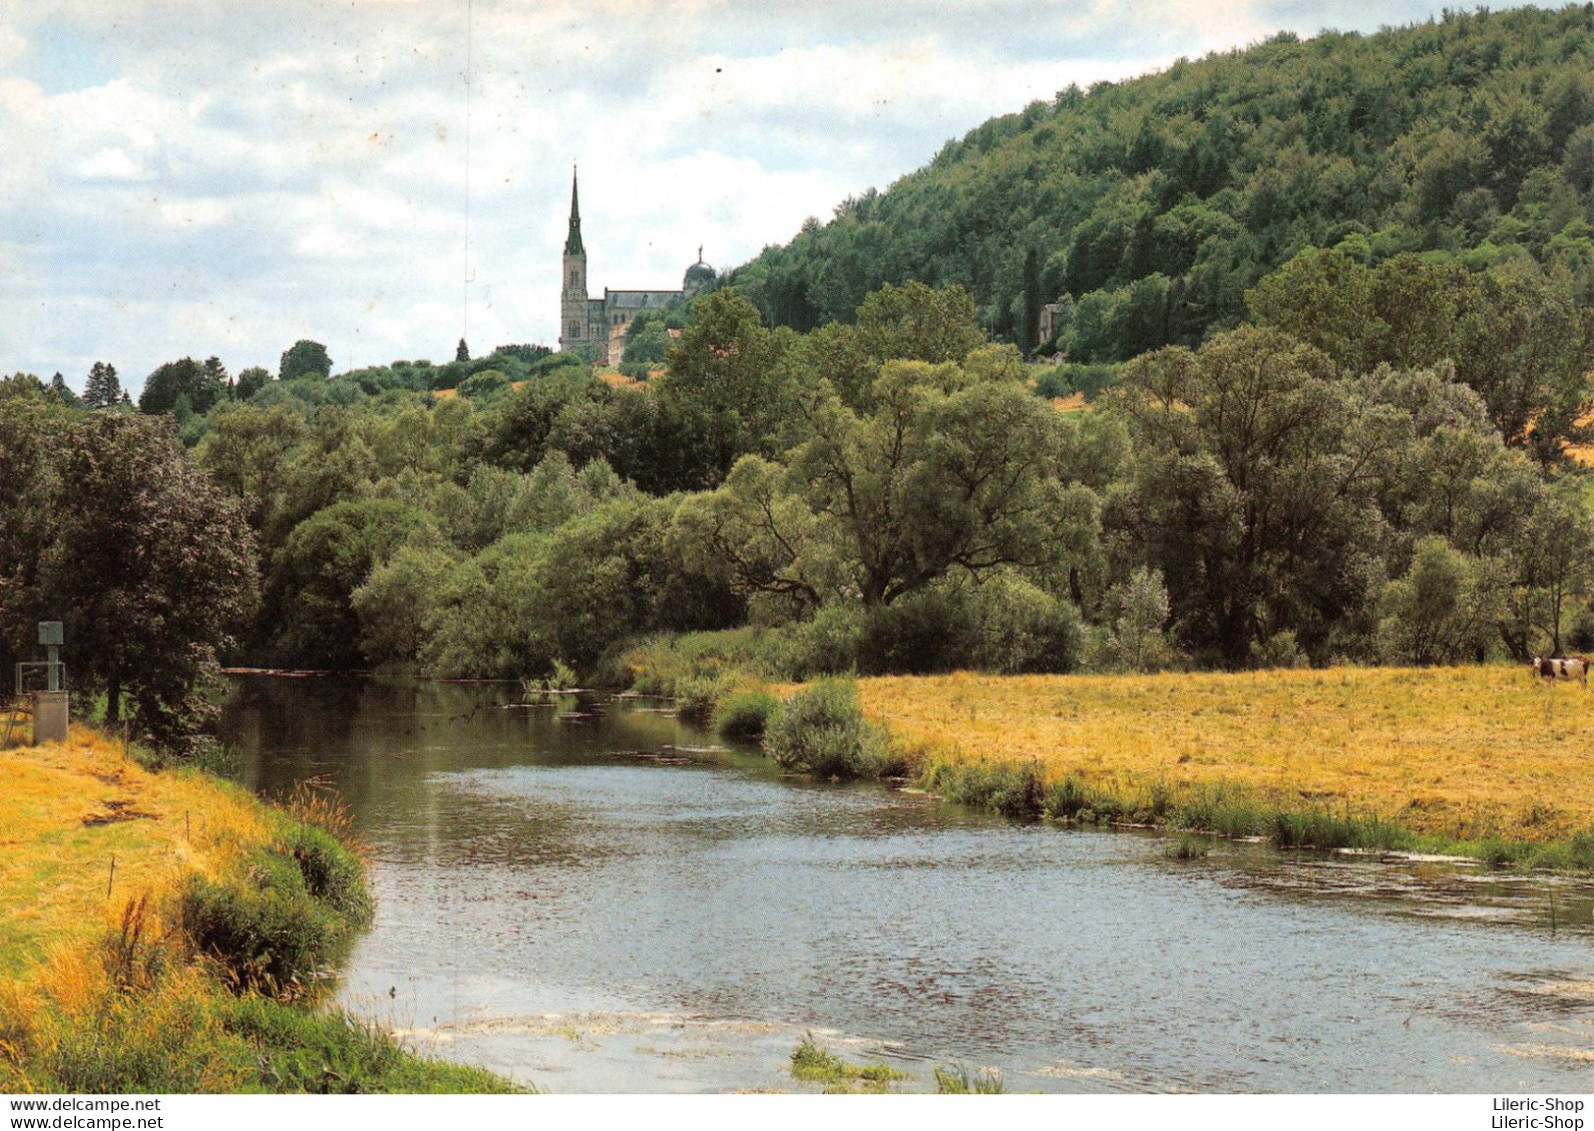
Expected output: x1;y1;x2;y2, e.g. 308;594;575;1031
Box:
219;674;1594;1093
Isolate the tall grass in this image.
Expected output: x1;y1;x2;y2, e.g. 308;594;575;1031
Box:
923;758;1045;819
0;959;514;1094
933;1064;1006;1093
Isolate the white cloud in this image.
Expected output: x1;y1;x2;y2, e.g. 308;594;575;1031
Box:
78;146;148;181
0;18;25;67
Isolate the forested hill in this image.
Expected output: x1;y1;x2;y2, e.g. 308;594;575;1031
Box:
727;5;1594;358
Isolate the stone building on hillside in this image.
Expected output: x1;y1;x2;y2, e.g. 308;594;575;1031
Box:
558;168;713;363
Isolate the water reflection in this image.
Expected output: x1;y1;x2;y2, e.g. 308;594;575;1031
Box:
220;675;1594;1093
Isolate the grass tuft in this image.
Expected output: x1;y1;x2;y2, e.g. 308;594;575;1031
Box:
789;1033;904;1093
933;1063;1006;1093
1165;834;1212;861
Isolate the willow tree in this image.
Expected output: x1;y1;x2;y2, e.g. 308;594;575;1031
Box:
671;344;1093;613
43;414;257;744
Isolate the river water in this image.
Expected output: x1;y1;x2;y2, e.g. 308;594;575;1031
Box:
219;674;1594;1093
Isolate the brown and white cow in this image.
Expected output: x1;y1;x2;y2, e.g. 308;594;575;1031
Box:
1532;656;1589;687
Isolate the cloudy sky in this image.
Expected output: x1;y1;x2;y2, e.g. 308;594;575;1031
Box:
0;0;1464;393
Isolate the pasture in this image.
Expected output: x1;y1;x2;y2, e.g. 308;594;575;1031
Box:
859;665;1594;846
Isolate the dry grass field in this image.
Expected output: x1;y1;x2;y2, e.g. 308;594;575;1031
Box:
859;665;1594;844
0;731;267;982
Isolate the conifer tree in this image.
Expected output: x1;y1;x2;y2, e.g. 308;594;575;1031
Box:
83;361;121;409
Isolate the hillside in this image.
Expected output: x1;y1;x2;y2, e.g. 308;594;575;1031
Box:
728;5;1594;358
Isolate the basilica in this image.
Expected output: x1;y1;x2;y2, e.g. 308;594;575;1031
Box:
558;169;714;363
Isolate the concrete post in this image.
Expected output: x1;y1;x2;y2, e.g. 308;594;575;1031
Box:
32;691;68;745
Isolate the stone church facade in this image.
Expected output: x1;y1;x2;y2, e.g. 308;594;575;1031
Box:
558;168;713;363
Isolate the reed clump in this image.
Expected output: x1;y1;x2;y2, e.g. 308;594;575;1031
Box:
1165;835;1212;861
672;674;724;725
921;758;1045;819
789;1033;904;1093
933;1063;1006;1093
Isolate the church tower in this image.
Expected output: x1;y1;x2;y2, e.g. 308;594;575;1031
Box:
559;167;589;351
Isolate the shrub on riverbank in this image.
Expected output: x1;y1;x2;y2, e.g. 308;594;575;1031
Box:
616;577;1086;692
922;758;1046;819
714;687;779;740
765;680;903;779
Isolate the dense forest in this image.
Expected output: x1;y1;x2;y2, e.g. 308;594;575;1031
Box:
1;7;1591;750
728;5;1593;359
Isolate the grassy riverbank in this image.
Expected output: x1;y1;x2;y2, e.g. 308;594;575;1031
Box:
861;666;1594;869
628;638;1594;869
0;730;516;1093
860;666;1594;840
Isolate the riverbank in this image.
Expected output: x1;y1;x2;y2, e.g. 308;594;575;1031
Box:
854;667;1594;869
626;640;1594;869
0;729;516;1092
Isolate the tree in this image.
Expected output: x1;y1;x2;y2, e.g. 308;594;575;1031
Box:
83;362;122;409
456;338;470;363
139;357;224;416
1107;328;1402;666
1105;566;1172;671
47;373;80;409
457;368;509;401
41;415;257;741
1511;481;1594;657
203;356;230;398
1248;250;1594;460
1376;536;1504;665
672;345;1084;613
621;315;670;366
492;343;552;365
1454;265;1594;462
350;545;458;667
234;365;270;401
0;388;69;683
197;403;307;531
280;339;333;382
267;498;440;668
854;282;986;369
658;288;795;481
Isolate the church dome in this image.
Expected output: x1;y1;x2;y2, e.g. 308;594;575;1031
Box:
683;251;714;295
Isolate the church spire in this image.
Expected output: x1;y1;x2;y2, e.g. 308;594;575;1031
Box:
564;165;584;256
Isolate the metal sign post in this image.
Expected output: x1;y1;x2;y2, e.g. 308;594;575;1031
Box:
32;621;67;745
